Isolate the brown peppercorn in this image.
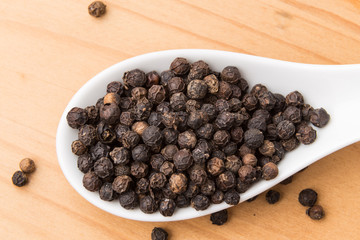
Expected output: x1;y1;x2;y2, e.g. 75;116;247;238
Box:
221;66;241;84
204;74;219;94
114;164;130;176
119;97;135;111
185;100;200;113
200;178;216;196
296;124;317;145
130;161;148;178
71;140;87;156
104;92;121;105
107;81;124;95
210;209;228;225
131;87;147;101
242;154;257;167
225;155;242;173
238;144;256;157
207;157;225;176
83;171;102;192
119;190;139;210
276;120;295;140
236;178;250;193
250;84;267;98
78;125;97;146
162;128;178;145
170;92;188;111
189;166;207;185
170;57;190;75
119;111;134;127
231;84;242;99
96;121;116;144
123;69;146;87
310;108;330;128
77;154;94;173
186;111;203;130
160;161;175;176
307;205;325;220
259;140;275;157
131;121;149;136
144;71;160;88
178;130;197;149
173;149;193;171
160;70;175;87
301;104;314;121
149;172;167;189
201;103;217;122
67;107;88;129
148;85;166;104
213;130;231;147
187;80;208;100
135;178;150;195
238;165;257;184
84;105;99;125
169;173;188;194
262;162;278;180
216;81;232;100
228;98;242;112
88;1;106;17
121;131;140;149
286;91;304;107
192;139;212;164
230;127;243;143
19;158;36;173
99;182;118;201
94;157;114;178
216;171;236;192
99;103;120;125
244;128;264;149
281;137;299;151
112;175;132;194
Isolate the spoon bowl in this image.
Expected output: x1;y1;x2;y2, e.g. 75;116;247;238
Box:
56;49;360;222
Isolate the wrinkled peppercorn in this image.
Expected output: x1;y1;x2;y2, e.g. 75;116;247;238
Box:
131;144;150;162
299;188;318;207
168;77;185;95
225;155;241;173
104;92;121;105
223;142;237;156
97;121;116;144
310;108;330;128
12;170;27;187
112;175;132;194
170;92;187;111
217;81;232;100
178;130;197;149
110;147;130;165
204;74;219;94
146;71;160;88
169;173;187;194
123;69;146;87
130;161;148;179
150;154;165;172
107;81;124;95
296;124;316;144
224;189;240;205
122;131;140;149
83;171;102;192
67;107;88;129
216;171;236;192
173;149;193;171
242;94;258;111
170;57;190;76
187;60;211;81
94;157;113;178
238;144;255;157
211;190;225;204
201;103;217;121
159;198;176;217
215;111;234;130
160;70;175;87
119;190;138;210
114;124;130;142
213;130;230;147
266;190;280;204
262;162;278;180
150;172;167;189
134;97;152;121
306;205;325;220
215;99;230;113
286;91;304;107
200;178;216;196
77;153;94;173
176;195;190;208
242;154;257;167
277;120;295;140
283;106;302;124
161;145;178;161
238;165;257;184
281;137;299;151
162;128;178;145
151;227;168;240
207;157;225;176
99;182;118;201
78;125;97;146
71;140;87;156
191;194;210;211
88;1;106;17
148;85;166;104
135;178;150;195
236;178;250;193
221;66;241;84
160;161;175;176
244;128;264;149
210;209;228;225
259;140;275;157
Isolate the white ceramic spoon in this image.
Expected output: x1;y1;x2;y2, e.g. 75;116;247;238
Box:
56;49;360;222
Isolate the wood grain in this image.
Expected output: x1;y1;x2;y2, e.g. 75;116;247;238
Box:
1;0;360;239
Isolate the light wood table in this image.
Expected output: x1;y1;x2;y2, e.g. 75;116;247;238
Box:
1;1;360;239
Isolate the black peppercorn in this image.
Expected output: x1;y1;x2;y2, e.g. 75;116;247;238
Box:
170;57;190;75
151;227;168;240
213;130;230;147
173;149;193;171
221;66;241;84
83;171;102;192
110;147;130;165
150;172;167;189
189;166;207;185
187;80;208;100
216;81;232;100
244;128;264;149
85;105;99;125
150;154;165;172
259;140;275;157
215;99;230;113
266;190;280;204
159;199;176;217
94;157;113;178
228;98;242;112
176;195;190;208
160;161;175;176
242;153;257;167
266;123;278;141
145;71;160;88
107;81;124;95
281;137;299;152
215;111;234;130
99;182;118;201
207;157;225;176
123;69;146;87
224;155;241;173
160;70;175;87
230;127;243;143
286;91;304;107
247;116;267;132
96;121;116;144
78;125;97;146
90;141;110;160
298;188;318;207
200;178;216;196
168;77;186;95
114;124;130;142
104;92;121;105
140;195;158;213
130;161;148;179
283;106;302;124
224;189;240;205
162;183;177;200
276;120;295;140
280;176;293;185
310;108;330;128
12;170;27;187
119;190;139;210
88;1;106;17
236;178;250;193
196;123;214;140
178;130;197;149
216;171;236;192
112;175;132;194
131;144;150;162
201;103;217;121
169;173;187;194
119;111;135;126
134;97;152;121
99;103;120;125
250;84;267;97
148;85;166;104
246;195;258;202
191;194;210;211
77;153;94;173
192;139;212;164
131;87;147;101
122;131;140;149
306;205;325;220
185;99;201;113
262;162;278;180
119;97;135;110
238;144;255;157
71;140;87;156
296;124;316;144
211;190;225;204
135;178;150;195
170;92;187;111
162;128;178;145
223;142;237;156
67;107;88;129
242;94;258;111
238;165;257;184
231;84;242;99
187;60;211;81
258;91;276;111
210;209;228;225
142;126;163;147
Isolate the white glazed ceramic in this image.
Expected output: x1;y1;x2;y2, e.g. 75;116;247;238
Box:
56;49;360;222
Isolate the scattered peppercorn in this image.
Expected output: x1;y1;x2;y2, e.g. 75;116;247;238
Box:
88;1;106;17
265;190;280;204
19;158;35;173
306;205;325;220
210;209;228;225
151;227;168;240
298;188;318;207
12;170;28;187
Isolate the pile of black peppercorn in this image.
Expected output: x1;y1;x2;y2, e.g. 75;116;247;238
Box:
66;57;330;216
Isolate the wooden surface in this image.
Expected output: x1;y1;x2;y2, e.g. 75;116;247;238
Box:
1;0;360;239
